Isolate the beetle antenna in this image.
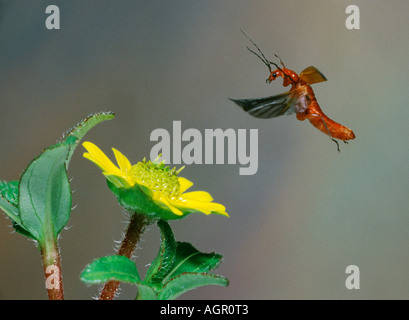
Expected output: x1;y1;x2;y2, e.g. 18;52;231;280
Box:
241;30;274;71
240;29;283;73
245;46;272;72
273;53;286;69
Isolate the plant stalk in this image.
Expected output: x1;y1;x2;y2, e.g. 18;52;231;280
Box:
99;213;147;300
41;239;64;300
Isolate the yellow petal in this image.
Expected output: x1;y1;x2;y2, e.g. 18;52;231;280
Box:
182;191;214;202
112;148;132;172
102;173;131;189
112;148;136;186
178;177;193;193
154;196;184;216
83;142;122;176
170;196;228;217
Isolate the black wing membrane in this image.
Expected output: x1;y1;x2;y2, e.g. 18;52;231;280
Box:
229;92;296;119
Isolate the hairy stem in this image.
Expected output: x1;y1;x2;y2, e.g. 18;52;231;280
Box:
99;213;148;300
41;239;64;300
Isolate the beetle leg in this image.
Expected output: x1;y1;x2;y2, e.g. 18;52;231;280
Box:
315;113;340;152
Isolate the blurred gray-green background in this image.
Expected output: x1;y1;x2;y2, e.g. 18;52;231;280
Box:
1;0;408;299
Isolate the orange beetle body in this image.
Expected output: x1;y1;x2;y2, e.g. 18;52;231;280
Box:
269;66;355;142
230;31;355;151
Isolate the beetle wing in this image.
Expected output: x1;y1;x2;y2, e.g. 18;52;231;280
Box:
229;92;296;119
299;66;327;84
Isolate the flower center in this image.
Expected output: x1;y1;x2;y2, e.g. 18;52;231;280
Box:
132;158;181;197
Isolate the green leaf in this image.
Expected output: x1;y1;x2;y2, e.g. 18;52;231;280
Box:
0;180;19;207
163;242;223;283
0;180;37;239
81;255;140;284
135;282;158;300
0;180;20;224
0;194;19;221
0;113;114;243
144;220;176;284
137;221;228;299
158;273;229;300
12;221;36;239
63;111;115;166
106;181;186;221
18;143;72;243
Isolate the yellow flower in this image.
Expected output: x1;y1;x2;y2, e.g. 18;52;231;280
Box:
83;141;228;220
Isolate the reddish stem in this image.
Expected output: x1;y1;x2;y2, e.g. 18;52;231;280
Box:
41;241;64;300
99;213;147;300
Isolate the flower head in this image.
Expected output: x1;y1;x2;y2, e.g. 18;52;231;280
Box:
83;141;228;220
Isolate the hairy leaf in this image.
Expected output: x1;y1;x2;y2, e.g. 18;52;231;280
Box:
144;220;176;284
19;143;71;243
159;272;229;300
81;255;140;284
